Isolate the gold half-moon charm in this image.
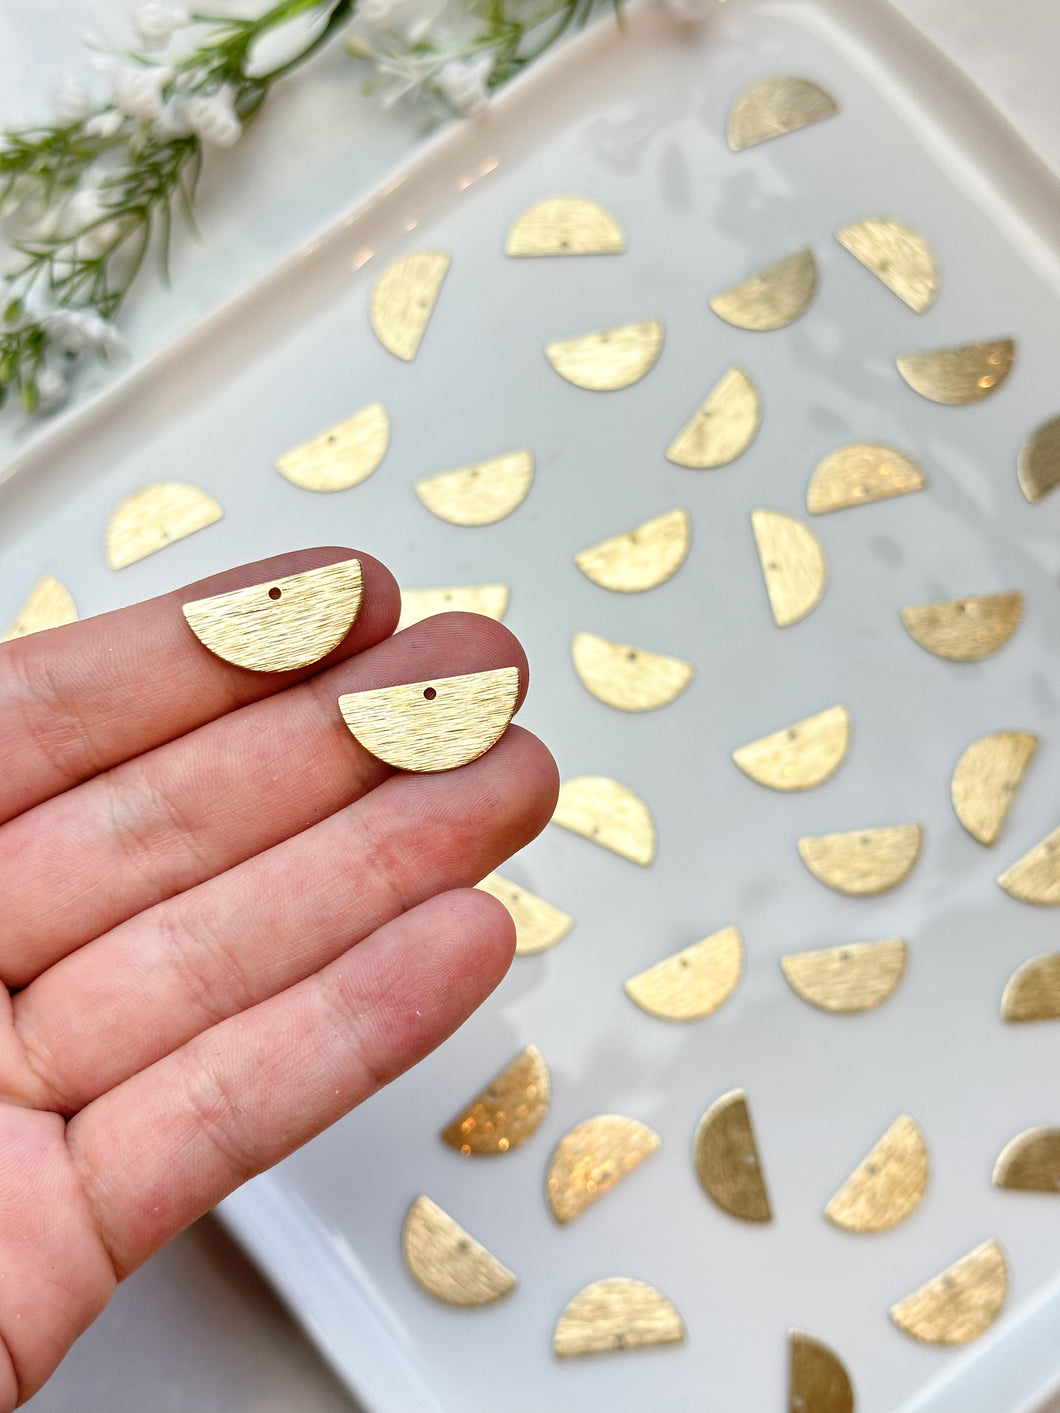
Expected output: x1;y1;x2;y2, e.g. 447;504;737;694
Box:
825;1114;929;1232
545;319;663;391
571;631;693;712
896;340;1014;405
835;219;938;313
505;196;625;257
182;558;363;672
546;1115;661;1223
951;731;1037;846
551;776;656;866
553;1279;685;1358
665;365;761;468
788;1330;855;1413
3;575;78;641
275;402;389;492
807;443;926;514
1001;953;1060;1022
751;509;827;626
1018;414;1060;503
397;583;509;632
574;508;690;593
414;450;533;526
105;482;224;569
402;1196;515;1306
624;925;743;1021
993;1128;1060;1193
710;251;817;331
798;825;922;896
694;1089;771;1222
889;1240;1007;1345
732;705;850;791
780;939;907;1014
998;825;1060;905
369;250;449;361
475;873;572;956
727;77;838;151
440;1043;550;1155
338;665;518;772
900;593;1022;662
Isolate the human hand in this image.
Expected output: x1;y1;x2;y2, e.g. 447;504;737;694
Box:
0;547;557;1407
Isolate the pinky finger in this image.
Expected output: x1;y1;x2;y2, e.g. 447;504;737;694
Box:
66;889;517;1280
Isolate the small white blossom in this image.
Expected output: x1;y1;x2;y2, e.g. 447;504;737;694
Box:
83;108;124;139
372;53;431;110
34;364;69;414
52;77;92;125
154;93;193;141
43;309;126;359
358;0;405;24
437;54;492;117
62;188;123;260
132;2;190;51
111;64;174;121
183;85;242;147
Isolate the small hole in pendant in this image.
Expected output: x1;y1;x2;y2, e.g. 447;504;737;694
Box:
269;587;282;600
423;686;437;700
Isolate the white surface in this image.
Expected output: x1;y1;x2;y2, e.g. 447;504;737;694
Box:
2;2;1059;1410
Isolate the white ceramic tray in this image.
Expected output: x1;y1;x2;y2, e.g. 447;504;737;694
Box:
3;3;1060;1411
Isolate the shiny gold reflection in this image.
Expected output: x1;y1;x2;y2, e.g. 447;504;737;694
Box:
1001;953;1060;1022
402;1196;515;1306
798;826;922;896
825;1115;929;1232
275;403;389;492
836;219;938;312
666;366;761;468
625;926;743;1021
901;593;1022;662
951;731;1037;846
105;482;224;569
694;1089;771;1222
369;250;449;361
397;583;509;632
732;705;850;791
727;77;838;151
551;776;656;866
807;443;926;515
183;559;363;672
993;1128;1060;1193
788;1330;854;1413
505;196;625;256
574;508;690;593
896;340;1014;405
710;250;817;331
553;1279;685;1358
338;666;518;772
998;824;1060;905
545;319;663;391
1018;414;1060;503
546;1115;660;1223
890;1241;1007;1345
3;575;77;641
781;939;907;1014
475;872;572;956
440;1043;550;1155
751;509;827;627
415;450;533;526
572;631;693;712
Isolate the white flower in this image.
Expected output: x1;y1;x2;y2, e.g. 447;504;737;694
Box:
83;108;124;139
62;188;124;260
34;364;69;414
183;85;242;147
154;93;193;141
111;64;173;121
52;77;92;125
437;54;492;117
43;308;126;359
132;2;190;51
358;0;404;25
660;0;717;21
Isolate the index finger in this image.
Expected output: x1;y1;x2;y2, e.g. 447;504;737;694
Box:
0;547;399;825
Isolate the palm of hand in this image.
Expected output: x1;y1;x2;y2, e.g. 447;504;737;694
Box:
0;548;555;1408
